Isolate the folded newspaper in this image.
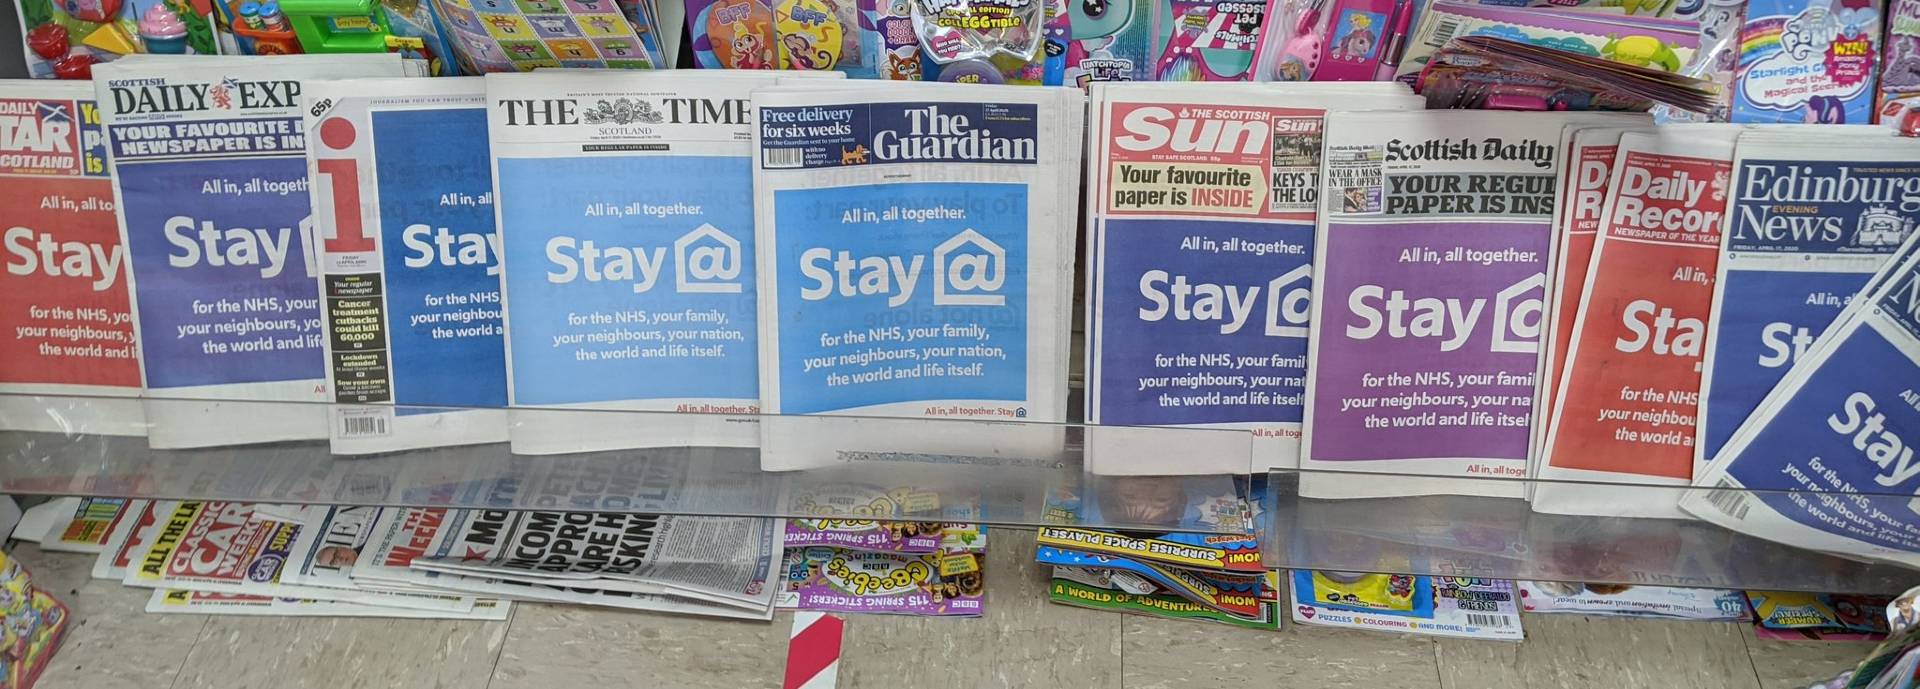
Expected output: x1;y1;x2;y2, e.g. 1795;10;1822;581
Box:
1679;228;1920;567
1518;581;1749;620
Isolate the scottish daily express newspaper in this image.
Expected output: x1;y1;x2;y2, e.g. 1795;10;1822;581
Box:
750;84;1083;470
1082;83;1419;473
93;55;406;448
305;77;509;454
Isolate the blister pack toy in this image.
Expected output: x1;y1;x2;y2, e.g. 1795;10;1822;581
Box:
1150;0;1264;80
687;0;777;67
776;0;862;68
1063;0;1153;82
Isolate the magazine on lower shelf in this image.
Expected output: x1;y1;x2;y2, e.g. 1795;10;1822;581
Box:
93;55;408;449
145;589;511;620
487;71;808;455
1034;476;1262;572
1695;134;1920;475
1518;581;1750;620
304;77;509;455
1081;82;1421;473
1036;547;1273;620
1048;567;1281;629
774;547;984;616
1747;591;1892;641
19;497;130;554
0;80;144;436
280;505;476;609
91;499;158;580
1532;125;1741;519
1289;570;1524;640
1678;231;1920;567
750;83;1083;470
1300;111;1624;499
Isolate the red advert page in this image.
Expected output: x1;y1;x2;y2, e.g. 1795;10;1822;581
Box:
1545;141;1730;481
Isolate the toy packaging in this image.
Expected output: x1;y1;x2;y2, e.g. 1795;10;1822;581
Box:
1394;0;1701;85
686;0;776;67
15;0;219;78
1149;0;1267;80
428;0;659;72
0;551;69;689
1064;0;1154;82
1291;571;1525;640
1731;0;1883;123
1747;591;1892;640
1882;0;1920;101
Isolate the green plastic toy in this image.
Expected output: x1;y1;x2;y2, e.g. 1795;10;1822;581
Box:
279;0;391;52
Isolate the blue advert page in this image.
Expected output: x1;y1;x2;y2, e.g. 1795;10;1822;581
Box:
1684;232;1920;566
751;86;1081;470
1699;140;1920;474
487;72;769;454
94;56;404;448
306;78;508;454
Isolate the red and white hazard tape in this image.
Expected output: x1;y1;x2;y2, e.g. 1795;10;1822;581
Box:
784;611;845;689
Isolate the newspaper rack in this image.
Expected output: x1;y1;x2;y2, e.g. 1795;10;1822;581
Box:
1;392;1913;593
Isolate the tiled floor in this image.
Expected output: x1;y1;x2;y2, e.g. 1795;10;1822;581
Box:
14;531;1875;689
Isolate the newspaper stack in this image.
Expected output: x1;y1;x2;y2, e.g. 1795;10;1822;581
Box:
1036;477;1278;629
775;520;988;617
78;498;786;620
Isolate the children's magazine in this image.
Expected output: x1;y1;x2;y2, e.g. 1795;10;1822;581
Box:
1083;82;1419;473
1731;0;1883;124
1519;581;1750;620
305;77;509;455
1696;134;1920;473
1290;570;1524;640
1533;126;1739;518
750;83;1082;470
0;80;143;436
94;55;407;449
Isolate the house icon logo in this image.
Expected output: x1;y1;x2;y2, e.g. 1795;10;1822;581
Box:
933;229;1006;306
674;223;743;293
1490;273;1545;354
1264;265;1313;338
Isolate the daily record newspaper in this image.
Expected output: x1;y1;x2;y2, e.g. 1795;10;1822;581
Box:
750;83;1082;470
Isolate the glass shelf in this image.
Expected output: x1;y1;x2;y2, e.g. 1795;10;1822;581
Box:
5;392;1919;592
0;393;1256;533
1264;472;1920;594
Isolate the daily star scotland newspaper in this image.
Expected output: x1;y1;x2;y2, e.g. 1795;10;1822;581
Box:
488;71;821;455
93;55;407;449
1695;135;1920;472
145;589;510;619
1533;126;1740;518
280;505;475;609
1083;83;1420;474
1679;232;1920;567
0;80;144;436
750;84;1082;470
1300;111;1615;499
304;77;509;454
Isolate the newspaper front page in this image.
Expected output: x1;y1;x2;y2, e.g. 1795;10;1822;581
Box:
1680;231;1920;566
305;77;509;454
1083;83;1420;474
750;83;1083;470
1696;135;1920;472
93;55;406;448
487;71;822;454
1533;126;1740;518
1301;111;1619;499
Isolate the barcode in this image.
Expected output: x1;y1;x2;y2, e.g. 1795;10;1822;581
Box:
1426;18;1462;48
1465;613;1511;627
340;414;389;438
764;147;804;169
1705;479;1752;520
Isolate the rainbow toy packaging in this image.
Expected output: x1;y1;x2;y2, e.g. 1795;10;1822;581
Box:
1732;0;1884;123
